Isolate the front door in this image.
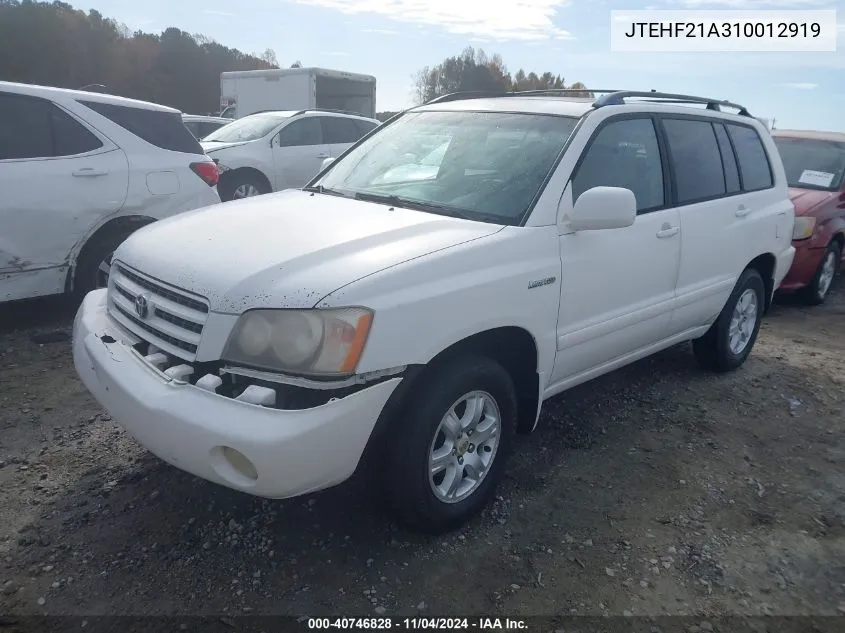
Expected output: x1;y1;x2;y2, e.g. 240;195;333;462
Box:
272;117;332;190
551;116;681;384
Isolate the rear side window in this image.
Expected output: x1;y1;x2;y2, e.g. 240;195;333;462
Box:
320;116;363;144
726;124;774;191
572;117;664;213
713;123;740;194
663;118;726;204
355;120;379;136
0;93;102;160
80;100;203;155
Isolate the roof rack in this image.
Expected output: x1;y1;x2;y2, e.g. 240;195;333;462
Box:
424;89;752;117
593;91;751;116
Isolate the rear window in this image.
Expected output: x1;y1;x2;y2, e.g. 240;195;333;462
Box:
80;100;203;154
773;136;845;191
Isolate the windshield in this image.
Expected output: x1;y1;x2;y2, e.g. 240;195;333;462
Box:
203;113;289;143
313;111;579;225
773;136;845;191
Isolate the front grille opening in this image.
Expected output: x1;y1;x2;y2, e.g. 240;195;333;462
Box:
115;305;197;354
116;265;208;314
154;309;203;334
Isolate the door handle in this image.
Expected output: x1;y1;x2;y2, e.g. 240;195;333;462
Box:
73;168;108;177
656;226;680;239
735;205;751;218
316;153;330;159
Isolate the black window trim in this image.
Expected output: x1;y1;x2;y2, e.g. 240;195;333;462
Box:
0;91;108;161
654;112;775;209
568;112;672;216
712;122;741;195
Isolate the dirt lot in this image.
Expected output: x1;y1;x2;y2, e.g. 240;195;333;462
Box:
1;278;844;621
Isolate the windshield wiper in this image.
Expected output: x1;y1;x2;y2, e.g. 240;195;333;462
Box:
302;185;352;198
350;191;480;219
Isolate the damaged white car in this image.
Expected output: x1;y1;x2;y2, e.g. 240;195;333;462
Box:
1;81;220;303
73;90;794;533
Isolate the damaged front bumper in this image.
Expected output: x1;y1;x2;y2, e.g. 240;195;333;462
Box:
72;289;401;499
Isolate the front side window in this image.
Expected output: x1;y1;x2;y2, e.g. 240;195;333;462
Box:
203;113;289;143
572;117;664;213
314;111;578;225
772;136;845;191
0;93;102;160
663;118;725;204
278;118;323;147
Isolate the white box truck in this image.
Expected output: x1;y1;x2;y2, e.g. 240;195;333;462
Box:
219;67;376;119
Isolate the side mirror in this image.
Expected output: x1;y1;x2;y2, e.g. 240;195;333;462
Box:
569;186;637;231
321;157;336;171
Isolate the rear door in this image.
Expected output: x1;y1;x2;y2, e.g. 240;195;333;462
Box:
320;115;369;157
272;116;330;189
0;92;128;280
663;116;775;331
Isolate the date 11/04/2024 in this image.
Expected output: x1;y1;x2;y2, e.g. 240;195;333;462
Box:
306;617;528;630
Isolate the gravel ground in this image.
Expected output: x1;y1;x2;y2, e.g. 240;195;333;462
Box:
1;277;844;619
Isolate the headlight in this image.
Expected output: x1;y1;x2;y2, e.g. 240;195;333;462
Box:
222;307;374;376
792;216;816;240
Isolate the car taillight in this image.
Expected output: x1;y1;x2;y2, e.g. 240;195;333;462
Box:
190;161;219;187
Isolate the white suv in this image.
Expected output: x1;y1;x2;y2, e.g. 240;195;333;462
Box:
200;109;380;201
72;90;795;533
0;81;221;303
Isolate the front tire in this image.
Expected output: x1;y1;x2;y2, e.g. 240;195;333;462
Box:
692;267;765;373
801;240;841;306
384;355;517;534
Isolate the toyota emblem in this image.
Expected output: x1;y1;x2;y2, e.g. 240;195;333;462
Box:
134;293;150;319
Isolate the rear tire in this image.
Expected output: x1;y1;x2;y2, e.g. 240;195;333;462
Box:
219;171;270;202
801;240;841;306
383;355;517;534
692;267;765;373
72;228;136;301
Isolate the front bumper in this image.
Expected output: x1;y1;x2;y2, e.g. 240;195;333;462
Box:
72;289;400;499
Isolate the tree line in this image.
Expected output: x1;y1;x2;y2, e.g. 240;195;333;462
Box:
0;1;590;118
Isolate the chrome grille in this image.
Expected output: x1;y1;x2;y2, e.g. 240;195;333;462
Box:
107;264;209;361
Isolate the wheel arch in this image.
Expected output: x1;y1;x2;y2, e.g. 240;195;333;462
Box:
746;252;776;314
65;214;156;293
218;167;273;199
358;326;541;474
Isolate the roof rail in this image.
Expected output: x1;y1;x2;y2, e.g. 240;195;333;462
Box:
593;91;751;116
298;107;370;117
425;88;618;105
424;88;752;117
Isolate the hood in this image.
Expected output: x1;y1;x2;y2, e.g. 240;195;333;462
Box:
200;140;252;153
788;187;836;216
113;189;503;313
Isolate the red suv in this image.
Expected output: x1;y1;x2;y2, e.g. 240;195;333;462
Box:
772;130;845;304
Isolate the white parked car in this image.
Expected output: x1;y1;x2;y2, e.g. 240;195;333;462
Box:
200;109;379;201
0;81;220;303
182;114;231;140
73;90;795;533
